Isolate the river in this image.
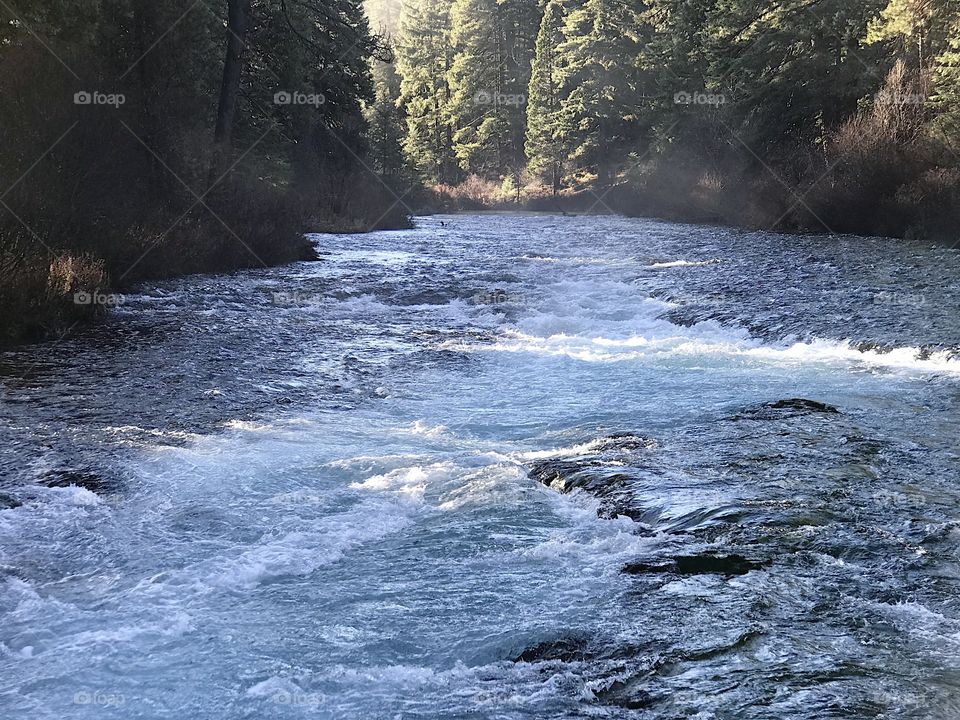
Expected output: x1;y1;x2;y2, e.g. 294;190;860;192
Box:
2;214;960;718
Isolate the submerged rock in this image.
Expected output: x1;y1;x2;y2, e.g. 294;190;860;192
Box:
622;553;765;577
594;433;658;452
39;469;120;494
658;308;702;328
0;493;21;509
595;680;655;710
394;289;453;306
528;462;631;496
737;398;840;420
769;398;839;413
527;433;660;523
511;636;590;664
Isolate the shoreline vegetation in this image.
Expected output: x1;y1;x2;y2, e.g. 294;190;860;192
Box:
5;0;960;346
0;1;410;347
376;0;960;243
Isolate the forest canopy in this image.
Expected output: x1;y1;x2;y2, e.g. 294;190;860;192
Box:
366;0;960;239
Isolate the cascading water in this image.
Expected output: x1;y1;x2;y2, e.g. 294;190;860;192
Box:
2;214;959;719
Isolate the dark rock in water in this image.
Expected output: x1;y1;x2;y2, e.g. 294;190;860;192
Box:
659;308;701;328
529;462;632;496
853;340;895;355
737;398;840;420
40;470;120;494
595;433;658;452
528;433;660;524
597;630;765;711
769;398;839;414
595;680;655;710
0;493;22;509
395;290;453;306
511;636;590;664
680;629;763;662
622;553;764;577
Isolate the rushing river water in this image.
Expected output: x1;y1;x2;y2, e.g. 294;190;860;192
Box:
2;214;960;719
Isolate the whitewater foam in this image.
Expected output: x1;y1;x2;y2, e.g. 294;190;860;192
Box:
458;323;960;376
646;259;721;269
207;500;414;590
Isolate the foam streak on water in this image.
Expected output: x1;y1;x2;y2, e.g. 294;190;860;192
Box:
1;215;960;719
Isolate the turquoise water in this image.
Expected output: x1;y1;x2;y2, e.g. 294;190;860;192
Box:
2;215;960;718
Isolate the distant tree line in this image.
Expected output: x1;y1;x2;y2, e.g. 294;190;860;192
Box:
367;0;960;239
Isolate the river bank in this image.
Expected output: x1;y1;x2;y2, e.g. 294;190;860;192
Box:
0;201;412;348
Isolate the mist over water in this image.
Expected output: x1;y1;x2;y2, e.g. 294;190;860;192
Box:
2;214;960;719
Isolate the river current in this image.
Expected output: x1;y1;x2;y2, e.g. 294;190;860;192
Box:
2;214;960;718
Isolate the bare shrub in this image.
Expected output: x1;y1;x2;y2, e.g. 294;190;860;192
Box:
797;62;934;236
433;175;511;210
898;167;960;243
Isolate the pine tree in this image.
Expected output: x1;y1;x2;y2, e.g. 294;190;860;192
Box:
553;0;647;184
446;0;540;180
447;0;508;176
251;0;381;180
932;12;960;140
395;0;458;184
525;0;567;192
636;0;729;175
366;55;411;184
708;0;887;151
866;0;941;70
500;0;543;183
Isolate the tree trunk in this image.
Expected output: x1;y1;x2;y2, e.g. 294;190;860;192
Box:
214;0;252;146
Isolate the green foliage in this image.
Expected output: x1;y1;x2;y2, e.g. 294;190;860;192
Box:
705;0;887;150
525;0;566;189
552;0;648;182
866;0;960;68
447;0;507;175
932;15;960;140
366;55;412;183
0;0;408;342
498;0;542;176
395;0;459;183
446;0;537;178
381;0;960;241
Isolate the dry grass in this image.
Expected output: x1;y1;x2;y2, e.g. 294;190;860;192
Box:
429;175;520;211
